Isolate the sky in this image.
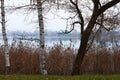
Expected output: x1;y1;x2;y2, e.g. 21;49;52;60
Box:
0;0;78;32
0;0;120;33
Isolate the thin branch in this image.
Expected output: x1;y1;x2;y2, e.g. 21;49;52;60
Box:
6;4;37;11
51;9;77;20
70;0;76;6
16;37;40;42
70;0;84;35
65;21;81;34
96;22;111;31
15;34;40;43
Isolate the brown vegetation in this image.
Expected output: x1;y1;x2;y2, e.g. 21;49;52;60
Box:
0;42;120;75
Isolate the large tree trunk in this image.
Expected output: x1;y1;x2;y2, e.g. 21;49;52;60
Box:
0;0;10;74
72;26;97;75
72;34;90;75
36;0;48;75
72;8;99;75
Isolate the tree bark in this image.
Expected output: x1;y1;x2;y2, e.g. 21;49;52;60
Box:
0;0;10;74
36;0;48;75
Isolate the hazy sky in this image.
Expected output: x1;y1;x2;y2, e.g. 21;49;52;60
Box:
0;0;75;32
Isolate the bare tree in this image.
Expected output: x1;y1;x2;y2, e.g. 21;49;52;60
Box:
67;0;120;75
0;0;10;74
9;0;56;75
49;0;120;75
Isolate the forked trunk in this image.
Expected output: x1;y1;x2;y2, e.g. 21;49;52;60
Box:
72;9;99;75
36;0;48;75
0;0;10;74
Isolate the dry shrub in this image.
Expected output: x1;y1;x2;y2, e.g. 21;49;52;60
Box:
81;49;96;74
81;47;120;74
0;41;120;75
9;41;41;74
0;45;5;74
46;44;75;75
113;49;120;73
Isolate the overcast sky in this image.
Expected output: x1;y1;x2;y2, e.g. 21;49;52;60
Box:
0;0;77;32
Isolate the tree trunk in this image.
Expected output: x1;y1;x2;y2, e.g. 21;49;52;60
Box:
72;9;99;75
72;32;90;75
36;0;48;75
0;0;10;74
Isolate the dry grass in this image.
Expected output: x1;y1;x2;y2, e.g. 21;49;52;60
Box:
0;41;120;75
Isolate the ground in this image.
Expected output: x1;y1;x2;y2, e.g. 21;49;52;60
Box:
0;74;120;80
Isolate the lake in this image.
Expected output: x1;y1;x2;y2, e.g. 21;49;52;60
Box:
0;36;80;49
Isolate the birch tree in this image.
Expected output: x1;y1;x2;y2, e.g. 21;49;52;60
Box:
13;0;56;75
29;0;61;75
36;0;48;75
30;0;47;75
0;0;10;74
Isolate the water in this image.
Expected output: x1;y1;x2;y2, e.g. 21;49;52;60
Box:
45;37;80;49
0;36;80;49
1;35;119;50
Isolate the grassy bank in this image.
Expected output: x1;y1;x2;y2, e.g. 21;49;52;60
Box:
1;74;120;80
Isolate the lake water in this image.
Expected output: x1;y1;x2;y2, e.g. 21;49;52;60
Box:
0;36;80;49
1;35;119;50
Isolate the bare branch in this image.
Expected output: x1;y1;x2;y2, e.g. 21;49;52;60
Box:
70;0;84;35
70;0;76;6
6;4;37;11
14;33;40;43
17;37;40;43
65;21;81;34
95;22;111;31
98;0;120;16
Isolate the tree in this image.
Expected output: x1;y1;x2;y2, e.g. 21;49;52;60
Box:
30;0;48;75
11;0;49;75
36;0;48;75
12;0;58;75
29;0;63;75
68;0;120;75
0;0;10;74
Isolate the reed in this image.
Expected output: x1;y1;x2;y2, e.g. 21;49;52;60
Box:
0;41;120;75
